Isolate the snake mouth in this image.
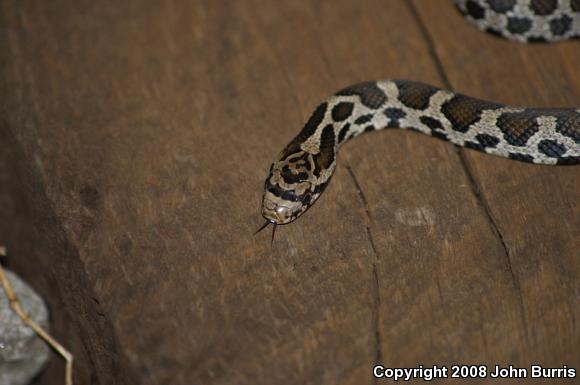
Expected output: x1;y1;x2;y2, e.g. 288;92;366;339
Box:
261;195;302;225
261;204;294;224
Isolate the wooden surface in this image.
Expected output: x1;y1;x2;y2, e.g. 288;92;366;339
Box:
0;1;578;384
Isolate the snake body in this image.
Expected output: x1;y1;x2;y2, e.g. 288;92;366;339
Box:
260;2;580;226
455;0;580;42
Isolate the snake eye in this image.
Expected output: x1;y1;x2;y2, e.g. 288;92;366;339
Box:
281;190;297;201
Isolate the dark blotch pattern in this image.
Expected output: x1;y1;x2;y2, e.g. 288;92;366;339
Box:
496;111;542;146
282;102;327;158
313;124;336;176
281;169;309;185
550;15;573;36
509;153;535;163
572;0;580;12
465;141;484;151
466;0;485;18
395;80;439;110
364;125;375;133
530;0;557;15
527;36;548;43
488;0;516;12
268;184;284;198
431;131;448;141
331;102;354;122
420;116;443;131
552;112;580;143
557;156;580;165
485;27;504;38
300;157;312;171
281;190;300;202
338;123;351;144
441;95;501;133
507;17;533;34
313;182;328;195
336;81;386;109
290;152;311;170
280;165;308;183
354;114;373;125
384;108;406;128
298;102;326;140
475;133;500;148
280;139;302;161
538;139;566;157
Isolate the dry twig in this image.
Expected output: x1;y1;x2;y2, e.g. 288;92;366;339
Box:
0;245;73;385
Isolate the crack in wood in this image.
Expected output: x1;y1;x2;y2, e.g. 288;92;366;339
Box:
344;163;383;376
456;149;531;346
406;1;452;89
435;276;445;308
409;0;531;348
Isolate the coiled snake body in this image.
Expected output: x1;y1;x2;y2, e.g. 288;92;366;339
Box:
259;1;580;229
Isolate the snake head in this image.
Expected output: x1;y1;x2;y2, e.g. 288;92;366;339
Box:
261;151;321;224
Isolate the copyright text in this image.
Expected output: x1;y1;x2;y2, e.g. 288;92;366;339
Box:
372;364;576;381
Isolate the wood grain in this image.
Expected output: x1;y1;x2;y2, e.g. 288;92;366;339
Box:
0;1;578;384
414;0;580;371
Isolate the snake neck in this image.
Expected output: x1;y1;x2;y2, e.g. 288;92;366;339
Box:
293;80;579;166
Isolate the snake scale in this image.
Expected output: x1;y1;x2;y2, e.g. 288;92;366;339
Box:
259;0;580;232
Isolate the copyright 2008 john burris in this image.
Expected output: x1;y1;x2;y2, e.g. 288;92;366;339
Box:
372;364;576;381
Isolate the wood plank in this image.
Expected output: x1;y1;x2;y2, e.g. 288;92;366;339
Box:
0;0;577;384
413;0;580;378
0;1;441;384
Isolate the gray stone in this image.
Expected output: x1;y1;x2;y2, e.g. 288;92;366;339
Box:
0;269;49;385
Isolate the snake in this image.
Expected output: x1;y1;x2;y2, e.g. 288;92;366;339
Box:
258;0;580;235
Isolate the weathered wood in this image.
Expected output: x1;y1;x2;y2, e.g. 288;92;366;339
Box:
414;0;580;370
0;1;577;384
